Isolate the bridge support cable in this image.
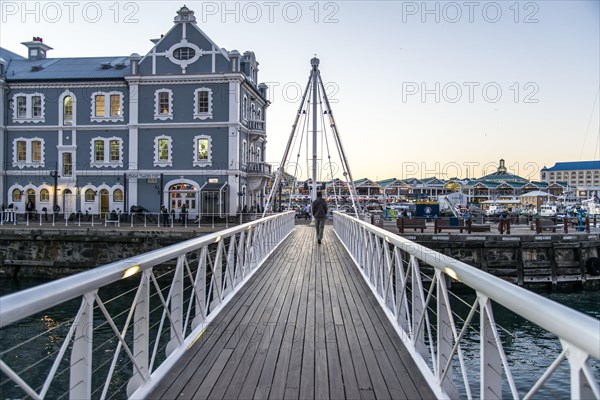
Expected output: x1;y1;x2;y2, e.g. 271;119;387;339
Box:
262;74;312;218
317;70;360;218
263;57;361;218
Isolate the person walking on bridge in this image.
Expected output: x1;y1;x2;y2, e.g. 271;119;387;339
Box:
312;191;328;244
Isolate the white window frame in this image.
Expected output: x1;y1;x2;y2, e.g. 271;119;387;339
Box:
193;134;212;167
154;89;174;121
12;137;45;168
90;91;124;122
242;139;247;167
193;88;213;120
90;136;124;168
12;93;45;123
242;96;248;121
257;147;262;162
154;135;173;167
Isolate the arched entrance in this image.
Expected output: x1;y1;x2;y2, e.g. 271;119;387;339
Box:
100;189;110;214
63;189;76;217
26;189;36;211
168;183;198;219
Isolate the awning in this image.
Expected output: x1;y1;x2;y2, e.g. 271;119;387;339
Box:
200;182;228;192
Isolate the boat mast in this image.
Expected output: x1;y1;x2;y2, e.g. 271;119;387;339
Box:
311;56;319;202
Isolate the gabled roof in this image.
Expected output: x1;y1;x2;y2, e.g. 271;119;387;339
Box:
377;178;398;186
5;56;130;81
0;47;25;61
541;161;600;171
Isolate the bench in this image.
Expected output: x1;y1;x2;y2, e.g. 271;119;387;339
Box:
532;218;558;233
434;218;467;233
397;217;426;233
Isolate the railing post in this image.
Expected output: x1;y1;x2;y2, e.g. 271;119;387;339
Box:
436;271;458;397
70;292;95;400
480;296;503;400
565;342;597;400
410;256;428;359
127;270;151;397
166;256;185;356
192;247;208;329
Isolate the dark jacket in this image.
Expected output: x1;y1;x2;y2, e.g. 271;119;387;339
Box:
311;198;328;220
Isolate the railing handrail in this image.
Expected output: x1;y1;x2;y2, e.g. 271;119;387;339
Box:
333;211;600;359
0;211;294;328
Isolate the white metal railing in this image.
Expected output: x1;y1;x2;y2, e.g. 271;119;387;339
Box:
0;210;271;229
333;211;600;400
0;211;295;399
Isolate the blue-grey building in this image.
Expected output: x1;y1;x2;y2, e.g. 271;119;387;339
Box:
0;6;271;219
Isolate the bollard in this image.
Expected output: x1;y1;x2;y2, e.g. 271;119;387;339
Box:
535;218;541;234
563;217;569;234
586;217;590;233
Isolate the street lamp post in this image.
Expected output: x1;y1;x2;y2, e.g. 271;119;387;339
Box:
50;161;59;213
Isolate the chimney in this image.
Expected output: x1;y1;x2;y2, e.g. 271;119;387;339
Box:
129;53;141;75
229;50;240;72
21;37;53;61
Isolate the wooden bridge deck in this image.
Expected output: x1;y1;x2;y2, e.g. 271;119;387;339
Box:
148;225;434;399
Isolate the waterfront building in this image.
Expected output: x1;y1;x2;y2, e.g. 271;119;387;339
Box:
0;6;270;219
540;161;600;199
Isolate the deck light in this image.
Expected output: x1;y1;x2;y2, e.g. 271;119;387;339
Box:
215;236;221;243
122;265;140;279
444;267;459;281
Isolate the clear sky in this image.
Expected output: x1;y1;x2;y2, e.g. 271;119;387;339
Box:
1;1;598;181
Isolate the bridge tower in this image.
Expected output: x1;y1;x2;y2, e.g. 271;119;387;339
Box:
263;58;360;217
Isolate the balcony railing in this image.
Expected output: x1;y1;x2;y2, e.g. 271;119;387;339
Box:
246;162;272;175
246;119;265;132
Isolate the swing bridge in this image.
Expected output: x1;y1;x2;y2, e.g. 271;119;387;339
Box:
0;60;599;400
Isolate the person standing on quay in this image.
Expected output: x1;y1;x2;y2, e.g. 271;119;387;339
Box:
312;191;328;244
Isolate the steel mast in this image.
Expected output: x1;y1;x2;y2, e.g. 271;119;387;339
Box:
262;57;360;218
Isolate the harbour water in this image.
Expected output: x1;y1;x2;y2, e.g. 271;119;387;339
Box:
0;278;598;398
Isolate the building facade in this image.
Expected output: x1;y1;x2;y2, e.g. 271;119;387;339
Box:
540;161;600;198
0;6;270;219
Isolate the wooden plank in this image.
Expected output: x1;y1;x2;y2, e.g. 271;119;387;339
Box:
267;229;311;400
320;235;346;400
237;231;308;400
299;230;317;400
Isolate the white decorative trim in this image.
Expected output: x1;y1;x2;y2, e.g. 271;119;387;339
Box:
90;91;125;122
193;134;212;167
153;135;173;167
11;92;45;123
12;137;45;168
242;95;248;121
153;89;174;121
90;136;124;168
166;40;201;73
193;88;213;120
